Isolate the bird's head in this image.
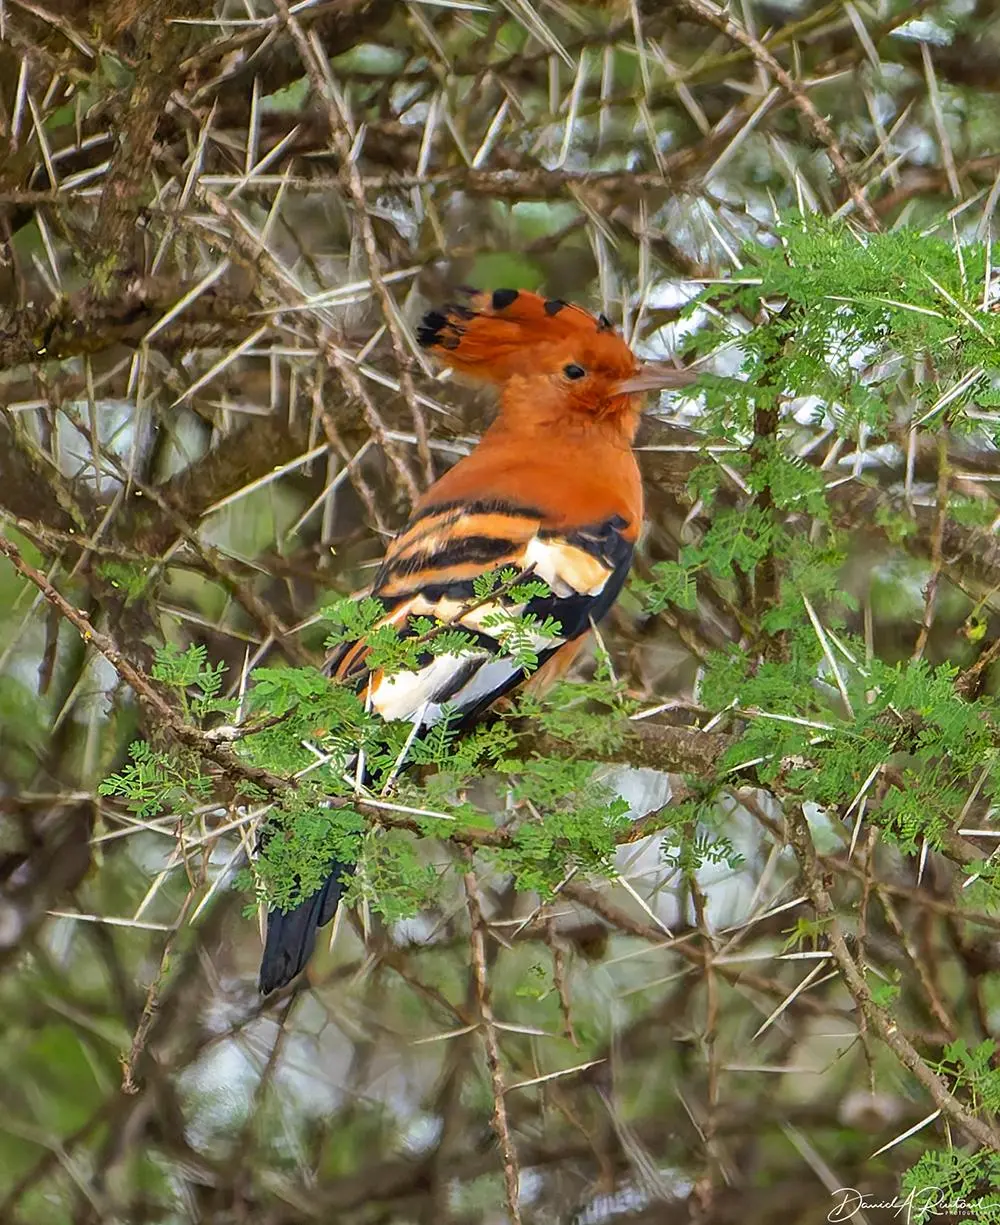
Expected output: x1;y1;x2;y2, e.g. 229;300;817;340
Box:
417;288;696;436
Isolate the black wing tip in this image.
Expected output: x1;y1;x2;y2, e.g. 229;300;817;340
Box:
258;912;316;994
258;960;300;995
257;867;350;995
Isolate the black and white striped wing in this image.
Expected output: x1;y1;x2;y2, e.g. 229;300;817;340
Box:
330;499;634;729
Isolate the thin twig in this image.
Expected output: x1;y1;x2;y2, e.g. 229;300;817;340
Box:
274;0;432;495
675;0;882;230
0;530;287;795
784;803;1000;1152
912;437;949;663
463;856;523;1225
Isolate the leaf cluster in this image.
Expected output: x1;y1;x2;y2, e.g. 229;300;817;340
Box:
901;1148;1000;1225
99;739;213;819
703;634;999;855
491;757;632;894
689;218;1000;439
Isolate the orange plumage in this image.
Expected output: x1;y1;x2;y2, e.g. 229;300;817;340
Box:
258;288;696;993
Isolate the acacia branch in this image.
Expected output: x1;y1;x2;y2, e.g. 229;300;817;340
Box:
784;803;1000;1152
0;531;287;796
0;279;259;368
5;523;987;897
275;0;431;492
463;859;523;1225
0;524;725;838
88;0;201;295
675;0;882;230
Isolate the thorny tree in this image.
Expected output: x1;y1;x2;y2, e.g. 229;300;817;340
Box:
2;2;1000;1223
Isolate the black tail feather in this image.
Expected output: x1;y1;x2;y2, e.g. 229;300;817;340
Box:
258;862;351;994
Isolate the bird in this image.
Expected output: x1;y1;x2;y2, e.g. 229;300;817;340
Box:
257;287;697;994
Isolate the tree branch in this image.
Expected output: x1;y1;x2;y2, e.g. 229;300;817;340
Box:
88;0;201;296
784;802;1000;1152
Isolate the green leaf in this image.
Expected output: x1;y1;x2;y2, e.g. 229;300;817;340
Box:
633;561;698;613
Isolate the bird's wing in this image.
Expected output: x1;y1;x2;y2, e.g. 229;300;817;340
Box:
328;497;634;729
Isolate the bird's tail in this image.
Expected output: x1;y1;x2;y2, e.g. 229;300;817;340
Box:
258;861;351;994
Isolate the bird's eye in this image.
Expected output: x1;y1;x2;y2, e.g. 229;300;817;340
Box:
563;363;586;380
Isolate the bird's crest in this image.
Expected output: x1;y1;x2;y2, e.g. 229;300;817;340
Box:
417;287;623;384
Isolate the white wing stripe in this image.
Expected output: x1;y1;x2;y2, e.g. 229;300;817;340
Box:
523;535;611;598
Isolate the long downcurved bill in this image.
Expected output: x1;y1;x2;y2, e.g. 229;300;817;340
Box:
615;362;700;395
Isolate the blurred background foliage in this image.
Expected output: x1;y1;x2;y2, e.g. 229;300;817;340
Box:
2;0;1000;1222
